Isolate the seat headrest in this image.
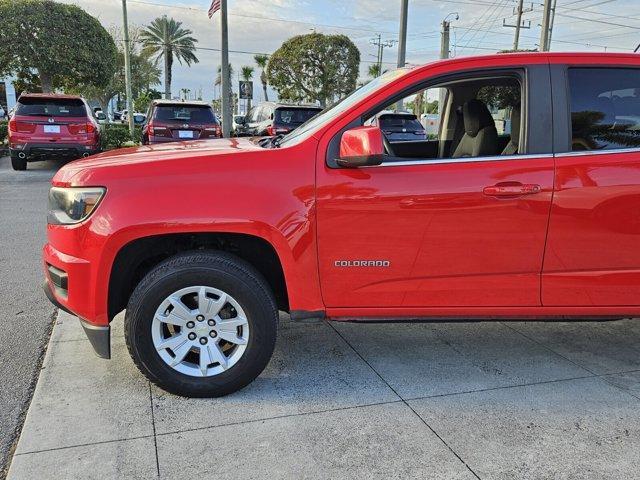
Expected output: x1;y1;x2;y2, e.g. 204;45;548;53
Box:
463;100;495;137
511;106;521;144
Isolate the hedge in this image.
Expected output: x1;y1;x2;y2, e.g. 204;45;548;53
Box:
0;120;7;145
100;124;143;151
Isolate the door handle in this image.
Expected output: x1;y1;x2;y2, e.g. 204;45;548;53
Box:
483;182;541;197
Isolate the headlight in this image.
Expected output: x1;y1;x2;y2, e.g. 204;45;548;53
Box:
48;187;106;225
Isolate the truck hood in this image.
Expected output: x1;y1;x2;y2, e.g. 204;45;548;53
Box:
53;137;266;186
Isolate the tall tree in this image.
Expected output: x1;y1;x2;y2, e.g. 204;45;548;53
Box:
140;16;199;99
267;33;360;106
240;66;254;113
254;54;269;102
0;0;117;93
68;28;161;113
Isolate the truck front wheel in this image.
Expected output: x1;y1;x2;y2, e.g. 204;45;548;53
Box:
125;251;278;397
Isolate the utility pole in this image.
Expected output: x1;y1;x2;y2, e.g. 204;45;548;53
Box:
503;1;533;50
397;0;409;69
439;13;458;115
440;20;450;60
370;34;396;77
547;0;558;48
539;0;553;52
121;0;134;136
220;0;231;138
395;0;408;110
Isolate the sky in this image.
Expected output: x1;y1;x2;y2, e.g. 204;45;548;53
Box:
57;0;640;104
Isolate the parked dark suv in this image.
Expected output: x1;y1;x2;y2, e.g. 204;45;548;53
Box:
366;112;427;142
142;100;221;144
8;93;100;171
240;103;322;137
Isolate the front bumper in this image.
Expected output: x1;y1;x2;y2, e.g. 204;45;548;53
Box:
43;280;111;359
43;242;111;359
11;143;99;160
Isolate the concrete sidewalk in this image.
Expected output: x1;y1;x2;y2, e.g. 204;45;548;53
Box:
7;311;640;479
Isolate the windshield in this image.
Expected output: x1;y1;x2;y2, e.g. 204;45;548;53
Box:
274;108;322;127
278;68;410;147
154;105;217;124
16;98;87;117
379;114;423;132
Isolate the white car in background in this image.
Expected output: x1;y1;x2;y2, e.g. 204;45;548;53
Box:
121;111;147;125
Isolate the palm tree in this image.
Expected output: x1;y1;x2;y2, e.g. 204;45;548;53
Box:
140;16;199;99
240;66;254;114
368;63;381;79
254;54;269;101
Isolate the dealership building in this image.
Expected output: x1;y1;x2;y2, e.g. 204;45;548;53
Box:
0;77;17;115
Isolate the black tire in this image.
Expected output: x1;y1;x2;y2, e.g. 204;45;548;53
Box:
11;154;27;171
125;251;278;397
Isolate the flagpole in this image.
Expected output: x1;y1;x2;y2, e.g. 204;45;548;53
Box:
220;0;231;138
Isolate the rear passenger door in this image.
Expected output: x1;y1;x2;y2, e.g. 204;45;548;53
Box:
543;65;640;306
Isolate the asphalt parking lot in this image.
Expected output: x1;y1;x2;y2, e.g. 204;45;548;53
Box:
7;308;640;479
0;156;59;478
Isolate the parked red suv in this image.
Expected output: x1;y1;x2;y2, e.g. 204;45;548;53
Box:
142;100;221;144
43;53;640;397
9;93;100;171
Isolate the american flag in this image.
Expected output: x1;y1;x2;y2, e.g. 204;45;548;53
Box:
208;0;221;18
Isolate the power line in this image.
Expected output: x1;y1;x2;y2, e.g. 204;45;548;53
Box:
451;24;635;50
554;11;640;30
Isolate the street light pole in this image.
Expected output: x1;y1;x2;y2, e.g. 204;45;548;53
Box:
121;0;134;136
220;0;231;138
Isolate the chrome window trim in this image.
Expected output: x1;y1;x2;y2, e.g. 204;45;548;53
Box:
363;153;554;168
556;147;640;158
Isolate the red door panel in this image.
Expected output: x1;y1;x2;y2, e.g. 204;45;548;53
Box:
316;157;554;308
543;151;640;306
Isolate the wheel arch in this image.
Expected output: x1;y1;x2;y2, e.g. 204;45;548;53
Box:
107;232;289;322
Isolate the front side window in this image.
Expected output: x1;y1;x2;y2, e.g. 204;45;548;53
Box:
569;68;640;151
362;74;523;163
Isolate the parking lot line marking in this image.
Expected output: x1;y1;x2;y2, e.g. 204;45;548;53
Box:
148;383;161;478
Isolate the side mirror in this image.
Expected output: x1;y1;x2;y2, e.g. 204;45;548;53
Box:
337;126;384;168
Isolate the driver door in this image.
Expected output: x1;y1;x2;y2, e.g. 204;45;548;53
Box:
316;65;555;310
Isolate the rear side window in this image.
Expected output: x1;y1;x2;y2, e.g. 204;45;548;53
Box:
275;108;321;127
568;68;640;151
154;105;217;124
379;114;423;132
17;98;87;117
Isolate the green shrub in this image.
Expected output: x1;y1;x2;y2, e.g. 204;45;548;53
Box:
100;124;142;150
0;121;8;145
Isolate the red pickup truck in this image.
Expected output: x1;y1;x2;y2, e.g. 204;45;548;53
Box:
43;52;640;397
